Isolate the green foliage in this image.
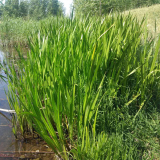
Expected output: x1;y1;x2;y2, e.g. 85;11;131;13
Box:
6;14;160;159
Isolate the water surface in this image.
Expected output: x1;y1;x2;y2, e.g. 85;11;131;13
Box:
0;48;55;159
0;50;14;151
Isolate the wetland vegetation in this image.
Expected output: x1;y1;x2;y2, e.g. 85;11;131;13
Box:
1;0;160;159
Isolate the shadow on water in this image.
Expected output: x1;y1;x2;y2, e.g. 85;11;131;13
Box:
0;48;55;160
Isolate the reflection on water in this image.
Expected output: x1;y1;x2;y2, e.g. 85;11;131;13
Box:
0;49;55;159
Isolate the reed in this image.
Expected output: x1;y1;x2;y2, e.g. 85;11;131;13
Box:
7;14;160;159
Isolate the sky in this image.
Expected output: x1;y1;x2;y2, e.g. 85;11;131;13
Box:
59;0;73;16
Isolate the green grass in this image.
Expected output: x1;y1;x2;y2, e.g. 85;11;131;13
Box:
5;14;160;159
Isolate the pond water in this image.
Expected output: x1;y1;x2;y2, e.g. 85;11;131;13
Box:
0;50;15;152
0;48;55;160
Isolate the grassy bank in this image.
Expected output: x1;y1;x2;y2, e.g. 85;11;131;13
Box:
5;13;160;159
124;4;160;37
74;0;160;16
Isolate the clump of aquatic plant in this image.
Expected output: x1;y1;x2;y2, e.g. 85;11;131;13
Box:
7;14;160;159
0;17;40;47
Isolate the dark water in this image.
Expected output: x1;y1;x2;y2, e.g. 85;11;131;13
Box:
0;49;55;160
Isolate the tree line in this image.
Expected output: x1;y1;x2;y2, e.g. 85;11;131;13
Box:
1;0;160;19
0;0;64;19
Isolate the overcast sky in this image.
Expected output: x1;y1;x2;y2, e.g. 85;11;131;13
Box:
59;0;73;15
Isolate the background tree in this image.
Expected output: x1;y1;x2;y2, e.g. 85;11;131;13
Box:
19;1;29;17
0;0;4;17
29;0;42;19
58;1;65;16
47;0;59;16
0;0;64;19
